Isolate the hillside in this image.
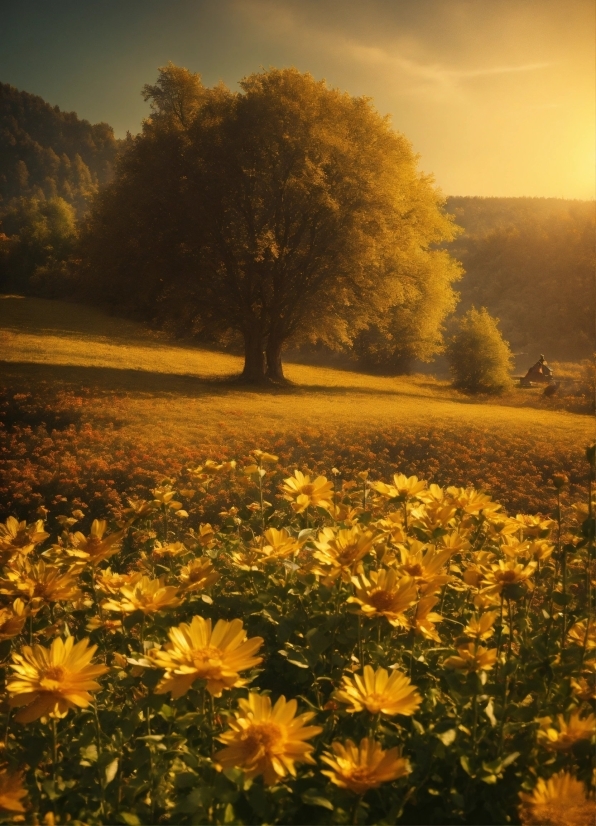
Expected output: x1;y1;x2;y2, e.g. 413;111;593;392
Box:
444;196;595;361
0;81;119;215
1;296;592;520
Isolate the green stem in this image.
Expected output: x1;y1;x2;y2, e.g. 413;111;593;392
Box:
351;793;364;825
51;717;58;781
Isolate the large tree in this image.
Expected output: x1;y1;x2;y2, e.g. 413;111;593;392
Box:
81;65;461;382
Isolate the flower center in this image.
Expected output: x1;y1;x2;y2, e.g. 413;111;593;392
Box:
369;590;395;611
499;570;518;583
40;664;67;690
404;563;423;577
348;767;373;784
243;722;283;756
191;646;224;674
300;485;315;496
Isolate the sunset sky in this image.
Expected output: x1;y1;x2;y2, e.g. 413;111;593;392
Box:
1;0;594;199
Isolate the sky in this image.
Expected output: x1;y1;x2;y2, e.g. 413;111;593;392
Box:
1;0;594;198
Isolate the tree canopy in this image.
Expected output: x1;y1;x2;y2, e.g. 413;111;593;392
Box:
81;65;461;382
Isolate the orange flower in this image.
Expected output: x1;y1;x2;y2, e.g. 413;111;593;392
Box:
0;598;28;641
0;516;48;561
102;576;181;614
537;711;595;750
321;738;410;794
519;770;592;826
0;766;28;814
149;616;263;698
66;520;123;565
411;595;442;642
177;558;219;593
215;693;322;785
280;471;333;513
7;636;109;722
313;526;376;584
349;569;417;627
335;665;422;716
371;474;427;502
443;643;497;672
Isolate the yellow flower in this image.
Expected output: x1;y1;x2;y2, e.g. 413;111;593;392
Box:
443;643;497;672
462;551;495;589
7;636;109;723
102;576;181;614
410;502;458;533
463;610;499;641
567;620;596;650
537;711;595;750
281;470;334;513
86;615;123;635
66;520;123;565
177;558;219;593
313;526;376;584
371;473;427;502
349;569;417;627
0;516;48;561
411;595;442;642
152;540;188;558
0;559;82;610
519;771;592;826
481;559;536;598
525;540;555;563
512;514;553;538
571;674;596;702
321;738;410;795
335;665;422;716
150;617;263;698
0;766;28;814
94;568;142;595
374;510;406;545
446;487;502;516
252;528;302;563
396;542;453;594
215;692;322;785
0;598;28;641
250;450;278;464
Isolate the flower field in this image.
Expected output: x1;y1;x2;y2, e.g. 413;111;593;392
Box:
0;444;594;824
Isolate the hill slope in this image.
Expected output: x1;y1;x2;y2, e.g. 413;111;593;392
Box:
0;81;119;215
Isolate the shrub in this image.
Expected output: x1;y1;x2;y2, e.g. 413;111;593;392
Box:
447;307;513;393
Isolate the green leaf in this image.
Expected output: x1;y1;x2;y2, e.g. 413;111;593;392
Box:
551;591;572;606
80;744;98;763
105;758;119;785
437;729;457;746
119;814;141;826
301;790;334;810
460;755;474;776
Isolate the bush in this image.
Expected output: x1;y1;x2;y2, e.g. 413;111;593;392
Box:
447;307;513;393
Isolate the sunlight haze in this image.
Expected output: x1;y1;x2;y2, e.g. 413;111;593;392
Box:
1;0;594;197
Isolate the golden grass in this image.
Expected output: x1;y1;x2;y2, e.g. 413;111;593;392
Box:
1;295;592;454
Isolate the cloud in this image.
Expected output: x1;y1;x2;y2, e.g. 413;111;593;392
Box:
232;0;552;99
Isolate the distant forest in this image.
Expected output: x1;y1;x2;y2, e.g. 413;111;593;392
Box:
0;81;593;363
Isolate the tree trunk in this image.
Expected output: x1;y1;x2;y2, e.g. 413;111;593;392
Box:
241;329;266;382
266;335;285;382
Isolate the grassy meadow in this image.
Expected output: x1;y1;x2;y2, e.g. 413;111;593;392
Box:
1;294;593;521
1;294;595;825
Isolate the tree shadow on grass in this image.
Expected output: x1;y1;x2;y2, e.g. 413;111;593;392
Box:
0;360;456;403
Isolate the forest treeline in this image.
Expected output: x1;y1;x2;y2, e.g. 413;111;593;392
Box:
0;80;593;365
0;81;119;213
